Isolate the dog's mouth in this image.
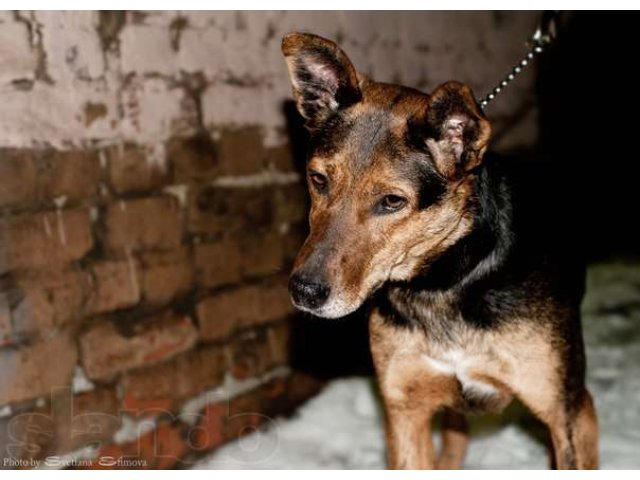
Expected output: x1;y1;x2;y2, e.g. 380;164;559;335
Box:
291;293;364;319
292;298;359;319
289;275;386;319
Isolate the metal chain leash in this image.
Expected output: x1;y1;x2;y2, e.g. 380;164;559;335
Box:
479;11;558;110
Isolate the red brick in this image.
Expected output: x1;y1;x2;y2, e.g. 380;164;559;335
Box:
0;148;37;208
192;390;266;453
0;334;78;405
197;280;294;341
263;377;288;401
188;385;282;451
85;258;142;316
227;323;289;380
37;149;101;202
245;278;292;322
0;148;101;209
223;391;265;441
191;402;225;451
0;294;12;340
195;295;236;342
194;239;242;288
0;408;55;461
216;127;266;175
194;232;283;289
119;394;173;416
187;185;273;235
267;322;290;367
238;230;284;278
273;184;308;224
79;311;198;380
259;377;289;415
121;345;226;413
190;379;300;455
265;143;295;172
0;208;93;274
77;375;320;468
4;267;89;340
226;330;272;380
285;372;325;410
168;133;218;184
140;248;194;306
103;196;182;252
106;143;170;194
51;387;121;454
152;423;189;469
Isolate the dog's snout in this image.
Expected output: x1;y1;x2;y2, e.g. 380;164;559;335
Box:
289;273;330;310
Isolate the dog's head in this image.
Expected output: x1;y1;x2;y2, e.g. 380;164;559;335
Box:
282;32;491;318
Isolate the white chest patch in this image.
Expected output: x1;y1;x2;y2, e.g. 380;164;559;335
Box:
421;350;498;397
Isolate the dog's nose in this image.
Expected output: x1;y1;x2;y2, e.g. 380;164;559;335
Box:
289;273;330;310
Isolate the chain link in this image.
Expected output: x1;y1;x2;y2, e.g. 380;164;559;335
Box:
479;11;557;110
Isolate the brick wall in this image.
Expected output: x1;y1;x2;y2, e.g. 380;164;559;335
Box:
0;11;538;469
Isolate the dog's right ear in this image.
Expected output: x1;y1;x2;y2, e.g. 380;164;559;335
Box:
282;32;362;129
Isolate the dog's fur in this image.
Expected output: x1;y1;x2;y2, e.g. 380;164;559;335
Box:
282;32;598;469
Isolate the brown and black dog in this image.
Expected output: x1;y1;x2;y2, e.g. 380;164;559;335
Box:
281;32;598;469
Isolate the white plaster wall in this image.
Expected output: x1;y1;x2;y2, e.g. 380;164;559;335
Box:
0;11;540;152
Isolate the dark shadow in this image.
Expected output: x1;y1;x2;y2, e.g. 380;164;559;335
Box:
287;308;374;379
536;11;640;261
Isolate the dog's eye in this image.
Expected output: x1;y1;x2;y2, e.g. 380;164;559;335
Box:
308;171;328;192
379;195;408;213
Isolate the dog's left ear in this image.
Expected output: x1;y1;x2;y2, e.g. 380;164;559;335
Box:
425;81;491;178
282;32;362;129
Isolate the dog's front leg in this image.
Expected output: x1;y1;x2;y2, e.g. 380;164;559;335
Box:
436;408;469;469
384;401;436;469
370;309;455;469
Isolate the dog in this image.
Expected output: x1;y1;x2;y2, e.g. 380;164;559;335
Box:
281;32;598;469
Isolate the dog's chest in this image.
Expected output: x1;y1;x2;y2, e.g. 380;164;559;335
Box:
383;288;514;411
420;344;511;411
422;349;494;393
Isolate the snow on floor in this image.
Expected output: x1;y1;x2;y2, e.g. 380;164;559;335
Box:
195;261;640;469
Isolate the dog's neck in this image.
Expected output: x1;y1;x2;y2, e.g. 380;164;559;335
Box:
379;157;515;329
408;157;513;292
